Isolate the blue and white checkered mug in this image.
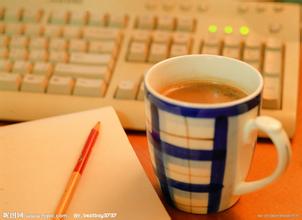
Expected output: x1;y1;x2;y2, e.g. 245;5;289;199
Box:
144;55;291;214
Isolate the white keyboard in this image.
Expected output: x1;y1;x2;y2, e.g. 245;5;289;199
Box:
0;0;299;137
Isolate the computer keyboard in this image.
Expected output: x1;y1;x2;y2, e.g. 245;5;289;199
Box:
0;0;299;137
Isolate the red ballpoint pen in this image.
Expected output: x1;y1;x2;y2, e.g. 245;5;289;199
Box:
53;121;100;220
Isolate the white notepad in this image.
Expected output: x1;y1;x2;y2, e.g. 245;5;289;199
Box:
0;107;170;220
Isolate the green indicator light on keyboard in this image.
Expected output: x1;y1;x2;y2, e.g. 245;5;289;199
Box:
240;26;250;36
224;25;233;34
208;25;218;33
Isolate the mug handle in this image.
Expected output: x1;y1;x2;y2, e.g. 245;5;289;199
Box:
234;116;292;195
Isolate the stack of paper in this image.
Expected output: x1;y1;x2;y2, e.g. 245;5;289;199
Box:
0;107;170;220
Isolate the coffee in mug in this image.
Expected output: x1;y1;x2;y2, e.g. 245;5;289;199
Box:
160;80;248;104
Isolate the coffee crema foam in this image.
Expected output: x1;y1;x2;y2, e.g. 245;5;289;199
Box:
160;80;247;104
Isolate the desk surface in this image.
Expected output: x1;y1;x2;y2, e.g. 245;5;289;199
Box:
126;54;302;219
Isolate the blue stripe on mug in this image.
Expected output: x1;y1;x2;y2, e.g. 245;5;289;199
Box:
146;91;261;118
150;103;173;206
148;131;225;161
154;168;223;193
207;117;228;213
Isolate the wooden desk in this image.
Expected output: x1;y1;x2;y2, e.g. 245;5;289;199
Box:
126;56;302;219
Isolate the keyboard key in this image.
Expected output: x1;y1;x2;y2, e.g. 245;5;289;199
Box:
29;37;48;50
10;36;28;48
9;48;28;60
62;26;82;39
88;12;106;26
88;41;118;57
0;48;8;59
136;15;155;29
0;23;4;34
70;11;87;25
32;62;53;77
47;75;74;95
44;25;62;37
245;35;262;49
269;23;282;33
263;75;281;109
22;9;43;23
54;63;110;82
172;32;192;47
266;38;282;50
49;38;68;51
137;82;145;100
237;4;249;13
0;72;21;91
263;51;282;75
0;59;12;71
223;47;241;59
170;44;189;57
49;51;68;63
69;52;114;69
243;49;261;62
245;61;260;71
21;74;47;93
162;1;175;11
28;50;48;62
256;4;266;12
176;16;195;32
201;45;220;55
132;30;151;43
0;7;3;19
83;27;122;44
222;36;242;59
148;43;169;62
50;10;69;24
5;23;24;36
203;34;221;46
69;39;87;52
73;78;106;97
179;2;192;11
108;14;127;28
157;15;175;31
224;35;241;48
144;1;158;10
115;80;138;99
0;35;9;47
4;8;22;22
12;61;32;74
153;31;171;44
273;5;284;12
24;24;44;36
127;42;148;62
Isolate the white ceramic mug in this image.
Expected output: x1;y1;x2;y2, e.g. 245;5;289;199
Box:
144;55;292;214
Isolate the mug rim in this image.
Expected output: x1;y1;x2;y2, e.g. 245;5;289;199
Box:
144;54;264;109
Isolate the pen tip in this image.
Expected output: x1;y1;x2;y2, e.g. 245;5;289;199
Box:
94;121;101;131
